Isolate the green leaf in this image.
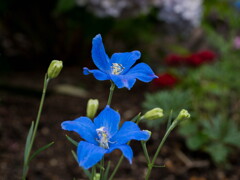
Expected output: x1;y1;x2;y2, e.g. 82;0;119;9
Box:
96;163;105;171
66;134;78;146
130;113;141;123
204;143;230;164
202;116;225;140
71;150;78;162
223;121;240;147
224;134;240;147
186;133;209;150
24;121;35;163
29;142;54;162
178;121;198;136
103;161;111;180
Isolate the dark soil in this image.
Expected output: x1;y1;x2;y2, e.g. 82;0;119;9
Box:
0;67;239;180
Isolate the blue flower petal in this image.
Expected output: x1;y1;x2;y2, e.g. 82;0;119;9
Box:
77;141;107;169
61;117;98;145
94;106;120;137
235;2;240;9
110;74;136;90
125;63;157;82
110;51;141;74
111;121;151;145
92;34;111;73
110;63;157;89
107;144;133;164
83;67;110;81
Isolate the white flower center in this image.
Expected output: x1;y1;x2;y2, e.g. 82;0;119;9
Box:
96;127;109;149
111;63;124;75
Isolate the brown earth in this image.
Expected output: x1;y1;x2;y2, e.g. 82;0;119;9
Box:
0;67;239;180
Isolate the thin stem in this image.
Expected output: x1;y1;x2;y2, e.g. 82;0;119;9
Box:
29;75;49;153
103;161;111;180
22;74;49;179
100;158;104;180
91;166;96;180
107;81;115;106
109;115;142;180
145;119;179;180
109;155;124;180
141;141;151;164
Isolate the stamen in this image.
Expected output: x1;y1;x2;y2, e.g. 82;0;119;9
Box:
96;127;109;149
111;63;124;75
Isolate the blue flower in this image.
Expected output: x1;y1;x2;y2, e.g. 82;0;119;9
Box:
83;34;157;89
61;106;150;169
235;1;240;9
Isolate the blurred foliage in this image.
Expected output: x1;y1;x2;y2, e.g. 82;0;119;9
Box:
180;116;240;164
54;0;76;14
204;0;240;29
143;0;240;167
143;89;192;128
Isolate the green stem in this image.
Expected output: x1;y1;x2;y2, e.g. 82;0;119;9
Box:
91;166;96;180
109;155;124;180
145;119;179;180
22;74;49;179
100;158;104;180
107;81;115;106
103;161;111;180
141;141;151;164
109;115;142;180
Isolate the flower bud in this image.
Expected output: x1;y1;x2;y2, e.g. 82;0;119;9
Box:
93;173;100;180
47;60;63;79
177;109;190;120
86;99;99;119
142;108;163;120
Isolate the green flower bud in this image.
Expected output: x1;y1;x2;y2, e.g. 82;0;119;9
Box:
142;108;164;120
47;60;63;79
177;109;190;120
86;99;99;119
93;173;101;180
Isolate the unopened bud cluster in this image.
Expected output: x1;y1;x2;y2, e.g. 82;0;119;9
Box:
93;173;100;180
87;99;99;119
142;108;164;120
177;109;190;120
47;60;63;79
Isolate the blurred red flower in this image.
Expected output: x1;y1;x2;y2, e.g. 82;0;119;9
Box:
151;73;178;90
196;50;216;62
165;54;185;66
185;54;204;66
165;50;216;67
